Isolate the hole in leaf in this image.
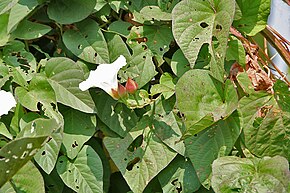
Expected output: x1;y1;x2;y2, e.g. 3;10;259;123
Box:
76;186;79;189
68;170;72;173
127;134;143;152
171;179;178;185
84;34;88;38
50;103;56;110
149;6;152;9
142;55;146;59
0;155;5;160
42;151;46;155
159;47;163;52
127;1;132;5
47;137;52;143
216;24;222;31
194;134;198;137
124;158;127;161
94;53;98;57
48;184;54;188
212;36;219;49
59;160;63;163
126;157;140;171
77;45;82;49
142;45;147;50
200;22;209;28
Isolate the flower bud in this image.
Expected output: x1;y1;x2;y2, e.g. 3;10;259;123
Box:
125;78;138;94
111;83;128;99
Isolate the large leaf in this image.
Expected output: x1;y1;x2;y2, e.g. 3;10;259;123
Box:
63;18;110;64
158;155;201;193
15;75;56;111
93;92;138;137
233;0;270;36
0;136;48;187
185;111;241;182
176;69;238;137
47;0;96;24
103;125;176;193
211;156;290;193
56;145;103;193
172;0;235;81
1;161;45;193
61;107;96;159
45;57;96;113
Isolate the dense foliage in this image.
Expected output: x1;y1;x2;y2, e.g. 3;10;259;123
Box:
0;0;289;192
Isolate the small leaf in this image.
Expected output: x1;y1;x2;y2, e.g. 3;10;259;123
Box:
56;145;103;193
0;13;10;46
233;0;271;36
7;0;39;32
12;19;52;40
211;156;290;193
15;75;56;112
47;0;96;24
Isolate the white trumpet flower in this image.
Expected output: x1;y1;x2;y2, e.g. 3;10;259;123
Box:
0;90;17;116
79;55;127;98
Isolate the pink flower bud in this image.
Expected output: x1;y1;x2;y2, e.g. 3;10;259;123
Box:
125;78;138;94
111;83;128;99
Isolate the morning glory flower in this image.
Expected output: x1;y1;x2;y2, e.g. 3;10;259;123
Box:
0;90;17;116
79;55;127;99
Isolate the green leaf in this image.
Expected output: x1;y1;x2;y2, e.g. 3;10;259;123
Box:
61;107;96;159
7;0;39;32
233;0;271;36
239;95;290;160
0;136;48;187
0;122;13;139
34;132;63;174
47;0;96;24
153;98;185;155
0;13;10;46
274;80;290;112
93;92;138;137
56;145;103;193
63;18;110;64
119;42;157;88
225;36;246;67
1;161;45;193
172;0;235;81
137;6;172;21
185;111;241;182
12;19;52;40
128;24;174;56
45;57;96;113
103;126;176;193
15;75;56;111
108;20;132;37
42;168;64;193
0;0;18;14
151;73;176;99
176;69;238;135
170;49;190;78
211;156;290;193
158;155;201;193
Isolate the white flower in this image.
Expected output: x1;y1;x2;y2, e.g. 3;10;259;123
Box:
79;55;127;97
0;90;16;116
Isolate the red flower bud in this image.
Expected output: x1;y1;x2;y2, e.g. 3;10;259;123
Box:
111;83;128;99
125;78;138;94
